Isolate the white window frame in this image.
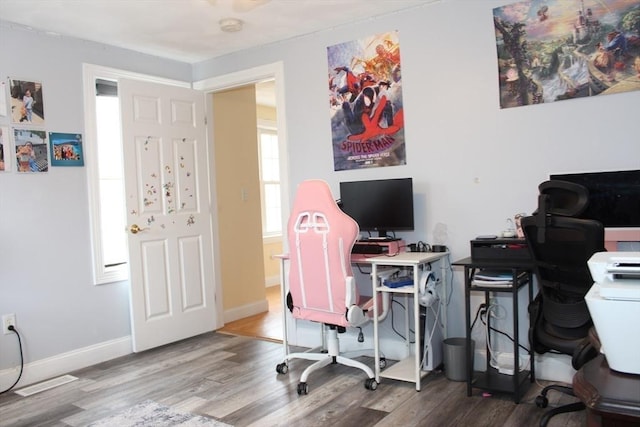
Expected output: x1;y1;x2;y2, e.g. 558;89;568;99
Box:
257;119;281;240
82;64;189;284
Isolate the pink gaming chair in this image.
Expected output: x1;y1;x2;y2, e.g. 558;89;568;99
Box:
275;180;387;395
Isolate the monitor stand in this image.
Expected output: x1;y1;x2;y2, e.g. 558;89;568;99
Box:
362;231;401;241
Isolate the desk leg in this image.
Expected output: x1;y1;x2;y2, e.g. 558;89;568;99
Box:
413;265;421;391
439;257;449;339
512;269;520;403
372;263;380;384
465;267;473;397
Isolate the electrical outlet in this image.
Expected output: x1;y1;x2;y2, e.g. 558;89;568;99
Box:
3;313;16;334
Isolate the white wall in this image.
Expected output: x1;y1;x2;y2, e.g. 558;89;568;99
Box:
1;0;638;387
0;22;192;386
194;0;638;338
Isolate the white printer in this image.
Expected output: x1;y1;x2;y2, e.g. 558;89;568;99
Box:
586;252;640;375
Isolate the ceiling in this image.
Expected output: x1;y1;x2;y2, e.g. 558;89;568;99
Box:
0;0;433;64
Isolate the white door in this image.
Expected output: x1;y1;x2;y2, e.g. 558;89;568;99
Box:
119;78;218;352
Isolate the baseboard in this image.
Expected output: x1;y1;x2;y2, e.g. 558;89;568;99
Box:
264;275;279;287
223;299;268;323
533;352;575;383
0;336;132;391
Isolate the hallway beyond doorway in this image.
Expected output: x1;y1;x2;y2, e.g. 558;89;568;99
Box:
217;285;283;342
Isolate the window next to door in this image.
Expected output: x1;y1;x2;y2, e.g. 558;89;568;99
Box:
85;75;128;284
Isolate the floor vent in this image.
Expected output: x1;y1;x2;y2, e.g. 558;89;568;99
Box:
15;374;78;397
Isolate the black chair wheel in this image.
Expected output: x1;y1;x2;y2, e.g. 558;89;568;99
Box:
297;382;309;395
276;363;288;374
535;394;548;408
365;378;378;390
379;357;387;369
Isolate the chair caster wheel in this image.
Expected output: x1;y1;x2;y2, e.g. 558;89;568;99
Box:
379;357;387;370
535;395;548;408
276;363;288;374
297;382;309;395
365;378;378;390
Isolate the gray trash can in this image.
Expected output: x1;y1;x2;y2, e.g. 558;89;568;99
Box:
443;337;474;382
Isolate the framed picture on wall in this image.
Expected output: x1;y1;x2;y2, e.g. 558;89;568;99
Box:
14;128;48;173
0;126;9;171
0;81;7;117
49;132;84;167
9;78;45;126
493;0;640;109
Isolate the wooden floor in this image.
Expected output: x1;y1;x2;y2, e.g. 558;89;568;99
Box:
0;330;586;426
217;285;283;342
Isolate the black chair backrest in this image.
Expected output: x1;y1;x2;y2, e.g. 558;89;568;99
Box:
533;180;590;243
522;215;604;298
522;180;605;353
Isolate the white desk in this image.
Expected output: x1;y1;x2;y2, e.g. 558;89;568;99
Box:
368;251;449;391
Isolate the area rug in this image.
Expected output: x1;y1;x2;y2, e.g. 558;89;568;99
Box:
88;400;231;427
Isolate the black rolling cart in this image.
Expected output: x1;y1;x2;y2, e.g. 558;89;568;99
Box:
453;252;535;404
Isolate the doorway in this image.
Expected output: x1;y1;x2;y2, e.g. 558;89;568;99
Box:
195;62;289;342
214;81;283;342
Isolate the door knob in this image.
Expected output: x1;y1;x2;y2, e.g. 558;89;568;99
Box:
129;224;147;234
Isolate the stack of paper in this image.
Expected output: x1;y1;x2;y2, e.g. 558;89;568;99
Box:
472;270;516;287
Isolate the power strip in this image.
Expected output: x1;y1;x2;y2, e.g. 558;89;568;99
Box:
496;352;529;376
498;362;515;375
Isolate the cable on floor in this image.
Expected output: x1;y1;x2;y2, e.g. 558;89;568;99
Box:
0;326;24;394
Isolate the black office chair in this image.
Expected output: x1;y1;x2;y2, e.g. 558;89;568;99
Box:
521;180;605;427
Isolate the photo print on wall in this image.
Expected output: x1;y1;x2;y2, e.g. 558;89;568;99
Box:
9;78;45;126
0;81;7;117
494;0;640;109
50;132;84;167
0;126;8;171
328;30;406;171
14;128;48;173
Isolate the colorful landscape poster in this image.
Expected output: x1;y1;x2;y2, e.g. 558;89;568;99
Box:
494;0;640;108
328;31;406;170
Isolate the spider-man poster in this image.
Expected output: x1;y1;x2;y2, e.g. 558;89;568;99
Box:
328;31;406;171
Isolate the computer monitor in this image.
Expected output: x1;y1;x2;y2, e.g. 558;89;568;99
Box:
550;169;640;228
339;177;414;239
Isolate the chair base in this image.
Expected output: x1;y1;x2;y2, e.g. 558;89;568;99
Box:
540;402;585;427
536;384;585;427
277;327;377;395
282;352;374;382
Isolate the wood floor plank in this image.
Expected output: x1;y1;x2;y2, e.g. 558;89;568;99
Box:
370;374;458;427
242;375;363;427
361;381;417;413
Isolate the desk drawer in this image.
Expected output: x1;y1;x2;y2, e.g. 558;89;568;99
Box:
470;239;531;261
